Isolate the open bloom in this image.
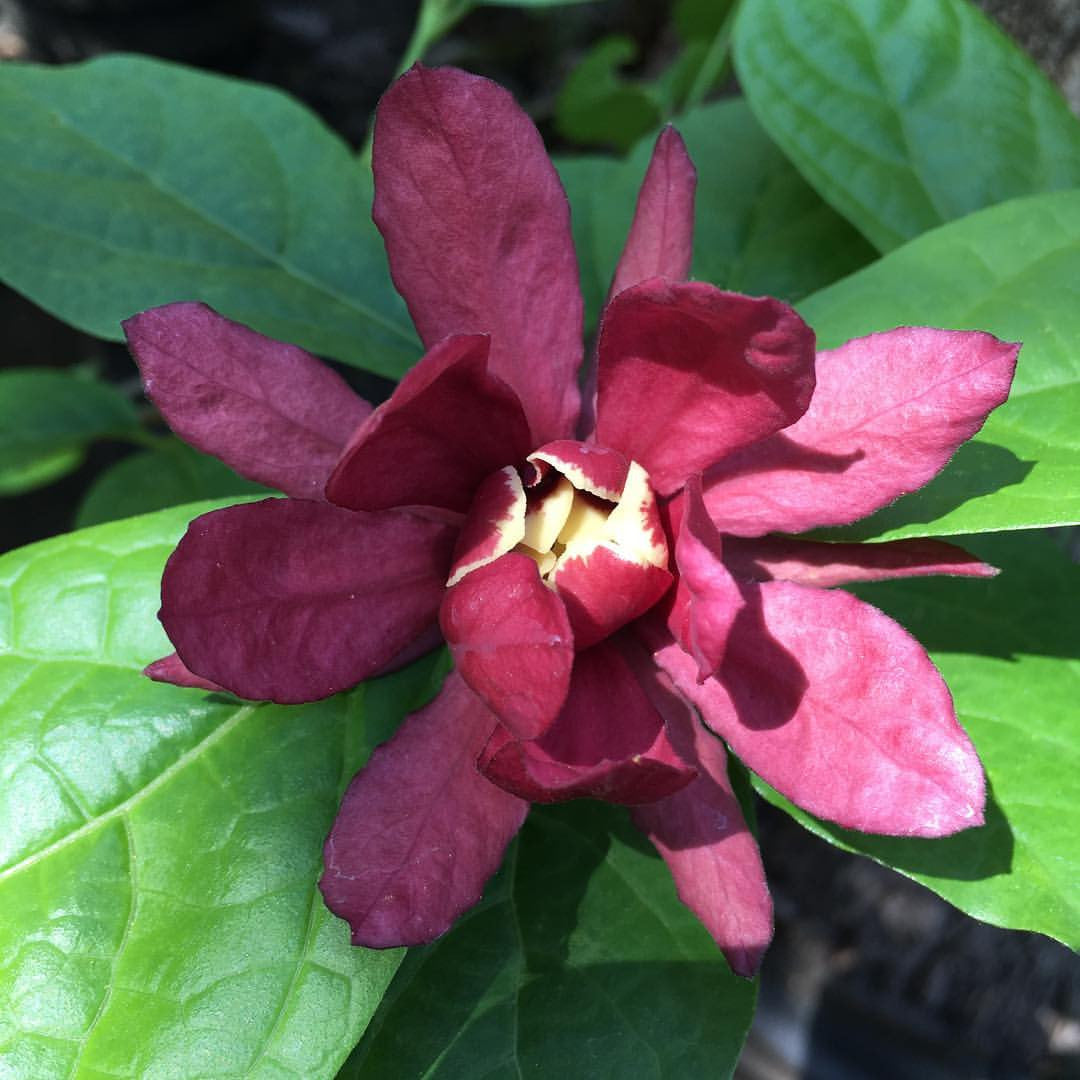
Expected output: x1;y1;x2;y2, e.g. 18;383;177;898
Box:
126;65;1018;976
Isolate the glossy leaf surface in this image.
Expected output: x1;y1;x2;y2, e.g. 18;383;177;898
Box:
801;190;1080;540
734;0;1080;250
0;503;439;1077
0;370;138;495
0;56;419;378
342;801;757;1079
756;530;1079;950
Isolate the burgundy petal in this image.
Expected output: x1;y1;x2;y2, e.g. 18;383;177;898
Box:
595;280;816;495
608;126;697;300
448;466;526;586
373;64;582;443
440;552;574;739
528;440;629;500
552;544;673;650
123;302;370;500
650;581;986;837
478;640;695;804
320;672;528;947
326;334;532;514
703;327;1020;536
160;498;455;704
144;652;226;693
668;477;744;680
723;535;998;588
631;684;772;977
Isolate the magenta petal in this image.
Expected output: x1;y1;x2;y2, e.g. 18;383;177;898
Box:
326;334;531;514
440;552;574;739
320;672;528;947
703;327;1020;535
669;477;744;681
724;535;998;588
123;302;370;500
160;499;455;704
651;581;986;837
144;652;226;693
595;280;816;495
631;683;772;977
373;64;582;444
478;640;696;805
608;126;697;299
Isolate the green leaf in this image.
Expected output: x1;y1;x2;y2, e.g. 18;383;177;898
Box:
0;55;419;379
76;440;269;528
554;36;663;153
557;97;875;326
733;0;1080;251
343;801;757;1079
0;369;138;495
754;529;1079;950
0;503;436;1077
800;189;1080;540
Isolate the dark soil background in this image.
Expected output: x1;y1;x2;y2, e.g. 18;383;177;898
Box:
1;1;1078;1077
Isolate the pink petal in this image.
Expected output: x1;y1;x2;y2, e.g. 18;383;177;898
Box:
440;552;574;740
703;327;1020;536
723;535;998;588
320;672;528;947
649;582;987;837
326;334;531;514
552;544;672;650
144;652;226;693
160;498;455;704
608;126;697;300
595;280;816;495
668;477;744;681
123;302;370;500
373;64;582;444
630;670;772;977
477;639;695;805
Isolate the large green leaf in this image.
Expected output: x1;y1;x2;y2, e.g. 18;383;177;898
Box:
0;503;437;1078
342;801;757;1079
755;530;1079;950
76;440;268;528
799;189;1080;540
0;370;138;495
0;56;419;379
557;97;875;326
733;0;1080;252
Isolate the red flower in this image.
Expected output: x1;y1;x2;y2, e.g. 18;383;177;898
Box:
126;66;1018;975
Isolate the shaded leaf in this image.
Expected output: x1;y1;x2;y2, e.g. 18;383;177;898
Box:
0;55;419;378
0;369;138;495
342;801;757;1079
801;190;1080;540
0;503;442;1077
733;0;1080;250
753;530;1079;951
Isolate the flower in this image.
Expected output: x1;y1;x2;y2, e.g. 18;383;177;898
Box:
125;65;1018;976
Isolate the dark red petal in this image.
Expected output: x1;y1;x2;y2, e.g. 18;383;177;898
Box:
630;685;772;978
724;535;998;587
160;499;455;704
326;334;532;514
123;302;370;500
609;126;697;300
478;640;695;804
373;64;582;443
440;552;574;739
595;280;816;495
551;544;673;650
703;327;1020;536
447;466;526;585
320;672;528;948
528;440;629;500
649;581;986;837
144;652;226;693
669;477;744;681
